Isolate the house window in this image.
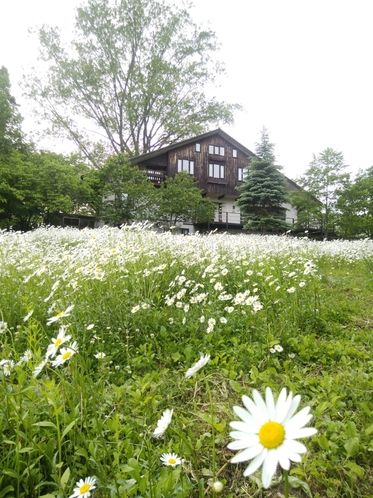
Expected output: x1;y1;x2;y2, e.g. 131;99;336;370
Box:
238;167;248;181
177;159;194;174
195;143;201;152
209;163;225;179
208;144;225;156
232;149;237;158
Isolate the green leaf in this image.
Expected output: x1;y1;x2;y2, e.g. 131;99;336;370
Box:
60;467;70;490
344;462;365;478
344;437;359;458
61;419;76;441
0;485;14;498
33;421;57;429
317;434;329;451
288;476;313;498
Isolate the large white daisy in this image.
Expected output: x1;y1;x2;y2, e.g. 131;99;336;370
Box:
228;387;317;489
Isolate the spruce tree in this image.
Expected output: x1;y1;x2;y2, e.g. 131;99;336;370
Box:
235;128;291;233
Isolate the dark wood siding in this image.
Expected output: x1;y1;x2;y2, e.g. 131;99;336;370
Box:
167;136;250;197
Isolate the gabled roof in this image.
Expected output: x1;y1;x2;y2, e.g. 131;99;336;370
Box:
130;128;256;164
130;128;302;191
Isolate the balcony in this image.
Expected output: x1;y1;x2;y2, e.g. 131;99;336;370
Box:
146;169;165;184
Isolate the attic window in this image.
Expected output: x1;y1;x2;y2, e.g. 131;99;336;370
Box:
208;145;225;156
195;143;201;152
233;149;237;158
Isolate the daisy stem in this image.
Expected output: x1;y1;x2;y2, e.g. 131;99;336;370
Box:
205;380;216;493
283;469;289;498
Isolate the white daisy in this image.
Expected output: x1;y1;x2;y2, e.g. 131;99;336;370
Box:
69;476;96;497
94;352;106;359
1;359;14;376
274;345;283;353
228;387;317;489
160;452;183;466
46;305;74;325
185;354;210;379
33;359;48;378
153;408;173;438
51;342;78;367
23;310;34;322
46;326;72;358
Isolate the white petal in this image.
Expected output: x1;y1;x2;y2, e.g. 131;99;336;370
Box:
230;443;263;463
287;451;303;462
242;394;268;421
253;390;268;417
228;434;259;449
286;406;311;430
243;448;267;476
230;421;257;434
274;388;289;422
232;406;257;427
262;449;279;484
262;469;273;489
285;427;318;440
265;387;276;420
283;438;308;454
281;395;301;424
277;446;291;470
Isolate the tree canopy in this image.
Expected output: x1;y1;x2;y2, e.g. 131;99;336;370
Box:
292;148;349;238
0;66;27;155
24;0;240;166
156;171;216;227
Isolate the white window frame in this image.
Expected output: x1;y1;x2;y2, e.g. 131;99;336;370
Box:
238;167;248;181
209;163;225;179
177;159;194;175
208;144;225;156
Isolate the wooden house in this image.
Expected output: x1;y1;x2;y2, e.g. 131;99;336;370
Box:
131;129;299;234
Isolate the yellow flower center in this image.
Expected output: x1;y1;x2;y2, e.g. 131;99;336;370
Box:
168;458;177;464
54;338;62;347
259;422;285;449
79;483;91;493
62;351;72;360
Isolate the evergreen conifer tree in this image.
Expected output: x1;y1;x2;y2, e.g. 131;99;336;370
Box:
235;127;291;233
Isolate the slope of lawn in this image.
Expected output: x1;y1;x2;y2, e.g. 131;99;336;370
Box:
0;225;373;498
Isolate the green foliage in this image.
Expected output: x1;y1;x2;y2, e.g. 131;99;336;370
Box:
156;171;216;226
0;150;96;230
235;157;290;233
24;0;241;165
336;166;373;238
99;154;157;225
0;66;27;155
254;126;276;164
294;148;350;238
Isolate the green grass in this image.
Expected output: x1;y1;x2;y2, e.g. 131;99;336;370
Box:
0;226;373;497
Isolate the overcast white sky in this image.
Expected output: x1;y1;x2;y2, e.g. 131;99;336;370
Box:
1;0;373;179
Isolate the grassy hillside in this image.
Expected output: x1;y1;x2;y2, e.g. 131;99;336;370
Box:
0;226;372;497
